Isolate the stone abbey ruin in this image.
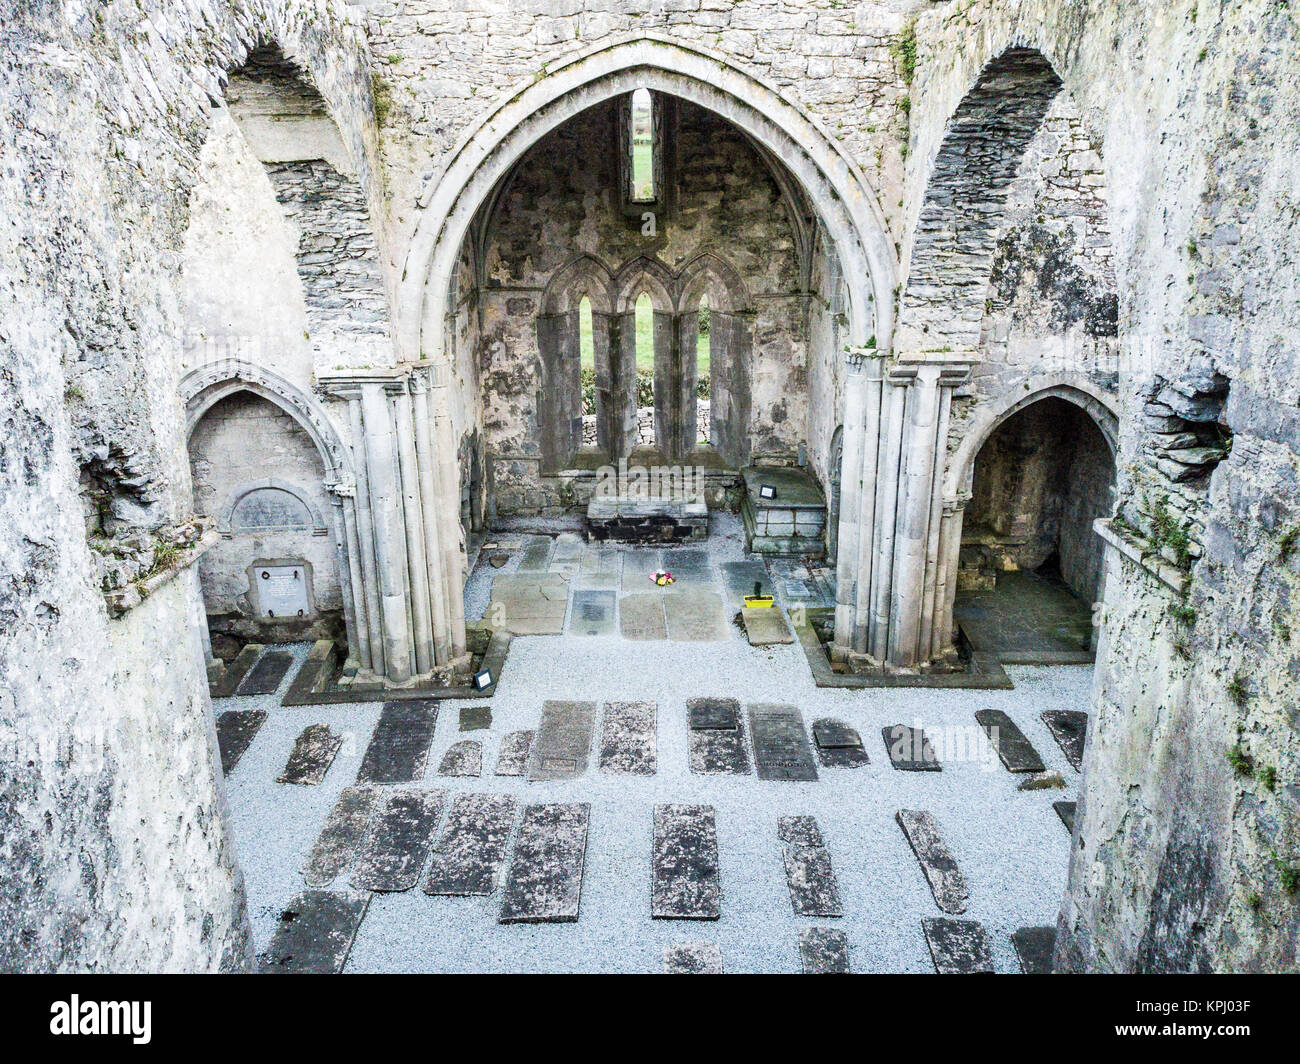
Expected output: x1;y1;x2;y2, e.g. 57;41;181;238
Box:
1;0;1297;974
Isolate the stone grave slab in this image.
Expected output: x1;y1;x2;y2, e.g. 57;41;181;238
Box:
687;697;752;776
351;789;446;892
494;730;534;776
216;709;267;774
621;549;662;591
619;592;667;640
652;804;721;920
599;700;657;775
237;649;295;696
425;793;517;896
489;573;570;635
278;723;342;786
356;701;439;784
303;786;379;888
1054;800;1077;834
499;803;590;923
578;546;621;587
570;589;617;636
777;815;824;848
921;917;995;974
975;709;1045;773
459;705;492;732
740;607;794;646
517;540;552;571
1012;926;1057;974
798;928;850;974
259;889;370;974
438;740;482;778
783;844;842;917
661;548;711;587
882;724;942;772
721;560;771;605
895;809;969;914
551;533;585;563
1042;709;1088;771
813;718;869;769
664;589;728;641
526;700;595;781
748;704;819;781
663;942;723;974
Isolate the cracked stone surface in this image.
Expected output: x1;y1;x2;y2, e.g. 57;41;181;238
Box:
798;928;850;974
425;793;516;896
351;790;445;893
922;917;995;974
438;739;482;778
493;730;533;776
652;803;721;920
687;698;752;776
499;803;590;924
896;809;969;914
783;843;842;917
599;700;657;775
278;723;342;786
663;942;723;974
303;786;378;889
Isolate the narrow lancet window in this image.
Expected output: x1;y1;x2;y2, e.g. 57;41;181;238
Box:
629;88;655;202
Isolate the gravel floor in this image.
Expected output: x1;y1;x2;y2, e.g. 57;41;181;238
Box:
217;518;1090;974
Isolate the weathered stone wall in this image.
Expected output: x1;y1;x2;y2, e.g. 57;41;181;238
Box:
907;0;1300;972
189;392;343;642
0;0;378;972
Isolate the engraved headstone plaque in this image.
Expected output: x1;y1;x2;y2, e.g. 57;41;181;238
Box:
255;563;311;618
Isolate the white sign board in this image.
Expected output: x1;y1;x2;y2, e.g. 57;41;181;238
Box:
256;564;310;618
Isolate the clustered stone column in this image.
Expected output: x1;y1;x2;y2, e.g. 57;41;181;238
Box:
321;366;467;686
833;351;972;671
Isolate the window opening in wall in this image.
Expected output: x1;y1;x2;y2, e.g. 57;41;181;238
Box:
629;88;655;203
635;291;655;447
696;294;711;446
579;295;596;433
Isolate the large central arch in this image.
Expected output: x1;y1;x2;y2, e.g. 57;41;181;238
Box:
398;33;898;363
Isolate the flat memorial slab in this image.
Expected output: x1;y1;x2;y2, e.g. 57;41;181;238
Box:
687;697;752;776
356;700;439;784
783;842;842;917
1042;709;1088;770
1054;800;1077;834
516;540;552;571
438;740;482;777
494;730;533;776
895;809;969;914
459;705;492;731
489;573;570;635
578;546;621;587
278;723;342;786
1011;925;1057;974
777;815;824;848
661;548;711;587
740;606;793;645
812;718;869;769
499;803;590;923
425;793;517;896
975;709;1045;773
619;592;667;640
599;700;657;775
748;704;819;781
526;700;595;781
798;927;850;974
570;589;617;636
663;942;723;974
259;889;370;974
720;560;770;605
664;589;728;641
621;550;662;591
921;917;995;974
216;709;267;774
351;789;446;892
303;785;378;888
882;724;942;771
237;648;295;696
652;804;721;920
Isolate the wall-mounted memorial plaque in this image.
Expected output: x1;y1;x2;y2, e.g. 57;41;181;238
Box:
253;562;311;618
